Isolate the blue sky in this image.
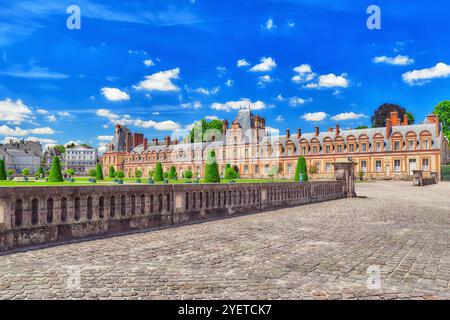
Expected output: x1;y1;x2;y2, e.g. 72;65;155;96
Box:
1;0;450;152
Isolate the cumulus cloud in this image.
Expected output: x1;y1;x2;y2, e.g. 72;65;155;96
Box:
57;111;71;117
292;64;316;83
402;62;450;85
37;108;49;115
189;87;220;95
225;79;233;87
0;99;33;124
134;68;181;92
96;108;180;131
97;135;114;141
307;73;349;88
263;18;277;30
0;124;56;136
373;55;414;66
257;75;274;87
180;101;202;109
100;87;130;101
211;99;267;112
143;59;155;67
249;57;277;72
301;112;328;122
275;115;284;122
289;96;313;106
237;59;250;67
331;112;368;121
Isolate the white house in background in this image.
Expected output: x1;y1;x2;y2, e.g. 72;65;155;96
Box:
65;145;98;175
0;141;42;173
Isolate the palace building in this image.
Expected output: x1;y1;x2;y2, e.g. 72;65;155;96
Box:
102;109;449;180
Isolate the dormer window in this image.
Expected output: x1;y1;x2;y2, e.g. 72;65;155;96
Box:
325;145;331;154
361;143;367;152
349;144;354;153
376;142;381;152
337;145;342;153
394;141;401;151
313;146;318;154
421;139;429;149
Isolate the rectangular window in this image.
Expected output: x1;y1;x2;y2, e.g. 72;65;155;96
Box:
244;165;249;174
394;159;401;172
325;162;331;173
408;140;414;150
394;141;400;151
233;150;237;158
302;147;306;155
422;158;429;171
264;164;270;174
315;162;320;173
349;144;354;152
361;143;367;152
287;163;292;173
222;150;226;159
421;140;429;150
245;149;249;157
376;142;381;152
313;146;317;154
376;160;382;172
326;145;330;154
337;145;342;153
255;165;259;174
361;160;367;172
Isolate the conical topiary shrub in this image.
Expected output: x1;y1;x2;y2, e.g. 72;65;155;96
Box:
204;150;220;183
169;166;177;180
0;159;6;180
96;163;104;180
48;156;64;182
294;156;308;182
154;162;164;181
108;166;115;178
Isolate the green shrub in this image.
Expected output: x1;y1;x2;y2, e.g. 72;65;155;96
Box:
294;156;308;182
135;169;142;178
169;166;177;180
108;166;115;178
22;168;30;177
49;157;63;182
163;172;169;179
89;169;96;178
224;163;238;180
96;163;104;180
148;170;154;179
184;170;193;180
154;162;164;181
116;170;125;179
204;150;220;183
37;166;44;179
0;159;6;180
7;169;15;177
66;169;75;177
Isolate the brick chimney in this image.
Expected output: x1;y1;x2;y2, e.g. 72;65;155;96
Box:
328;127;333;132
403;114;408;126
335;124;340;136
223;120;228;133
297;128;301;139
143;138;148;151
427;114;440;136
390;111;400;126
152;138;158;146
173;138;178;145
386;117;392;137
315;126;319;137
126;131;132;152
165;136;171;147
286;128;290;138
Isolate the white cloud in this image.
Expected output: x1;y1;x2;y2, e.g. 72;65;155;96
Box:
216;66;227;77
134;68;181;92
205;115;219;121
310;73;349;88
100;87;130;101
237;59;250;68
373;55;414;66
225;79;233;87
25;136;57;144
402;62;450;85
46;115;57;122
143;59;155;67
293;64;313;74
0;61;69;79
287;20;295;28
289;97;312;106
292;64;316;83
152;111;160;115
211;99;267;112
0;124;55;136
263;18;277;30
274;94;285;102
191;87;220;95
0;99;33;124
96;109;180;131
57;111;71;117
257;75;274;87
301;112;328;122
37;108;49;115
181;101;202;109
249;57;277;72
98;142;109;155
97;135;113;141
331;112;368;121
275;115;284;122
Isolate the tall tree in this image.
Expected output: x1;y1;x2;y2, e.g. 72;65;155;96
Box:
204;150;221;183
169;166;177;180
294;156;308;182
434;100;450;140
96;164;104;180
189;119;224;142
154;162;164;181
0;159;6;180
49;157;64;182
108;166;115;178
371;103;408;127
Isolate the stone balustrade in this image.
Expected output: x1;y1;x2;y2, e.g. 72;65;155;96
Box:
0;162;355;252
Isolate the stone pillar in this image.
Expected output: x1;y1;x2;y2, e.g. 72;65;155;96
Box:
333;160;356;198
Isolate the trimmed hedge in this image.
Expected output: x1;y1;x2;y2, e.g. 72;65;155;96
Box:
204;150;220;183
49;157;64;182
294;156;308;182
154;162;164;181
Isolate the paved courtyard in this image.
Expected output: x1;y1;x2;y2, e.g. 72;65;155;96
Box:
2;181;450;300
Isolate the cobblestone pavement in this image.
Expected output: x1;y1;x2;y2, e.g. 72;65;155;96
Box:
2;181;450;300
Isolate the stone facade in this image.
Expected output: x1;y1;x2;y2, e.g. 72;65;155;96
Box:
0;162;353;252
0;141;42;173
102;110;449;180
65;146;98;175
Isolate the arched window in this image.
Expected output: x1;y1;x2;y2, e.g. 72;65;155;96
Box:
121;195;126;216
98;196;104;219
149;194;154;213
31;198;39;225
87;196;93;220
141;195;146;215
158;194;163;212
74;197;81;221
131;195;136;215
192;192;196;210
14;199;22;226
61;197;67;222
110;196;115;217
47;198;54;223
166;194;171;212
185;192;189;210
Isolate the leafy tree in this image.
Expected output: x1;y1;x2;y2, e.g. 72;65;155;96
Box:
54;145;66;154
65;142;76;149
66;169;75;178
371;103;410;127
116;170;125;179
309;163;319;175
225;163;238;180
96;163;104;180
294;156;308;182
204;150;221;183
355;125;368;129
163;172;169;179
189;119;224;142
148;170;154;179
433;100;450;140
7;169;15;178
0;159;6;180
108;166;115;178
89;169;96;178
184;170;193;180
169;166;177;180
22;168;30;178
406;111;415;125
37;166;44;179
154;162;164;181
49;157;63;182
135;169;142;178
